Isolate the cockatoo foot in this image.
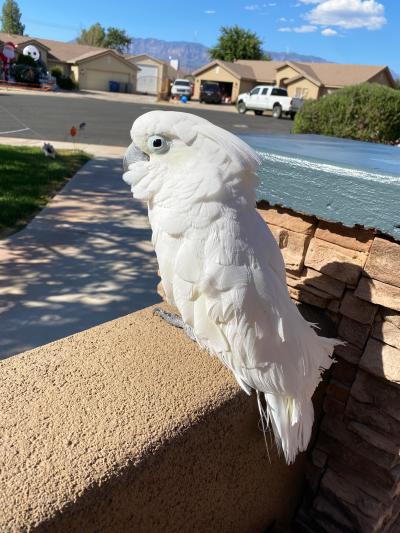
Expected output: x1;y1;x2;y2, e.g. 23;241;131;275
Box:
153;307;196;342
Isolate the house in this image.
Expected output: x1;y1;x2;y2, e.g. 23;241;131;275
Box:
0;32;139;92
192;59;395;102
271;60;395;99
126;53;185;97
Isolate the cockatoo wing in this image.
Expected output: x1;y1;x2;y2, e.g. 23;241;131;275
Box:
170;205;336;463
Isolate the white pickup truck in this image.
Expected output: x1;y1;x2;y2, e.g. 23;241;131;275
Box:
237;85;303;119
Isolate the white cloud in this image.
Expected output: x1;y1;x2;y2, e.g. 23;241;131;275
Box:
278;17;287;21
245;2;275;9
278;25;318;32
204;9;216;14
305;0;386;30
321;27;338;36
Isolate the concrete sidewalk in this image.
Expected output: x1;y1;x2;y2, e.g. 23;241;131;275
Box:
0;156;161;360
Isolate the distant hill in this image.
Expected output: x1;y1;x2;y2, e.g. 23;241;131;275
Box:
127;38;330;71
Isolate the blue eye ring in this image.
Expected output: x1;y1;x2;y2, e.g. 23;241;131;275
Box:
147;135;169;154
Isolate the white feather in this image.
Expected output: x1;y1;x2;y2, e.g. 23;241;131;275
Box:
125;110;341;465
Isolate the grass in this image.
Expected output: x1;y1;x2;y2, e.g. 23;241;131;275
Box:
0;145;90;235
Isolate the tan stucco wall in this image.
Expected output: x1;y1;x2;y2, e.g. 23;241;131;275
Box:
0;303;307;532
276;65;298;87
193;64;245;102
77;55;137;92
286;78;320;99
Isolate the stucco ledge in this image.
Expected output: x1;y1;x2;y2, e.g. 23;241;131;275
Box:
1;303;306;532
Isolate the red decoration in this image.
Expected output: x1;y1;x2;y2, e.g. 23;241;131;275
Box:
70;126;77;137
0;42;16;81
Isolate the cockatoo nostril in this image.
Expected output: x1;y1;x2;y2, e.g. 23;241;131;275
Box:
123;142;149;171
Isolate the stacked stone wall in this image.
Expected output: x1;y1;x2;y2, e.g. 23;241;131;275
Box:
257;203;400;533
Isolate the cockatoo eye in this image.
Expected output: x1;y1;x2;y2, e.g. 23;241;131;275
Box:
147;135;169;154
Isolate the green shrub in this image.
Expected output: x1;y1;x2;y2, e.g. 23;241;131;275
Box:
56;75;76;90
49;68;76;90
16;55;36;67
293;83;400;144
14;63;40;84
50;67;63;79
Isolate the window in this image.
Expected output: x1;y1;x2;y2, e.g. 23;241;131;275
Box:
271;88;288;96
295;87;309;98
250;87;260;96
174;80;190;86
261;88;269;95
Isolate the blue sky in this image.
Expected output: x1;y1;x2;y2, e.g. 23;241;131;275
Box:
16;0;399;72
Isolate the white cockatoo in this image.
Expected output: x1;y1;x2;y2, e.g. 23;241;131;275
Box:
123;110;339;464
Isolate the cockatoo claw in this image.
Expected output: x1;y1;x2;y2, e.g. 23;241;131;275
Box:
153;307;196;342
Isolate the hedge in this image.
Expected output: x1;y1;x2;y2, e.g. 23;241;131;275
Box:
50;67;76;90
293;83;400;145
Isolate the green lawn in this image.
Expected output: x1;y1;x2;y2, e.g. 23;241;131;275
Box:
0;145;90;235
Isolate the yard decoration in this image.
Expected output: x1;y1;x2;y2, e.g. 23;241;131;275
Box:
0;41;16;80
22;45;40;62
13;44;48;85
42;143;56;159
122;110;341;465
70;126;77;137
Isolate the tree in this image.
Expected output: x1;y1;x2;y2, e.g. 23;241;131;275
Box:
104;27;132;53
1;0;25;35
209;25;265;62
77;23;106;47
77;23;132;53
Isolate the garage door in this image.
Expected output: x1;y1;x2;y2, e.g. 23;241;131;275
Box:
85;70;130;92
136;64;158;95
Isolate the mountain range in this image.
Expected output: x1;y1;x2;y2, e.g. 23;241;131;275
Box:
126;37;329;71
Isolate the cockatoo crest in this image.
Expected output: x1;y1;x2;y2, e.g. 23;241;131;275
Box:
123;111;339;465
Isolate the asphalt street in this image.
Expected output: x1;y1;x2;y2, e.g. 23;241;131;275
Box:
0;92;292;147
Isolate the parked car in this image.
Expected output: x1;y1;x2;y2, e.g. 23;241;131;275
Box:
236;86;304;119
200;81;222;104
171;79;192;99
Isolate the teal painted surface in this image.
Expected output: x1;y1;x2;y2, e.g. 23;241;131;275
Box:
243;133;400;240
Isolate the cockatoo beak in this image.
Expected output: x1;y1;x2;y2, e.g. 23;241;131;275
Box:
123;142;149;172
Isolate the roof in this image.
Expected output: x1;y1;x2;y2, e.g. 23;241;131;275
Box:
0;32;122;64
278;61;393;88
71;49;139;70
0;32;50;51
192;60;255;80
127;53;188;79
36;37;110;63
127;53;165;66
235;60;285;82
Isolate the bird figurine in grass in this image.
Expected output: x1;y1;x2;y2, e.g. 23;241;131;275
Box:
123;111;340;464
42;142;56;159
